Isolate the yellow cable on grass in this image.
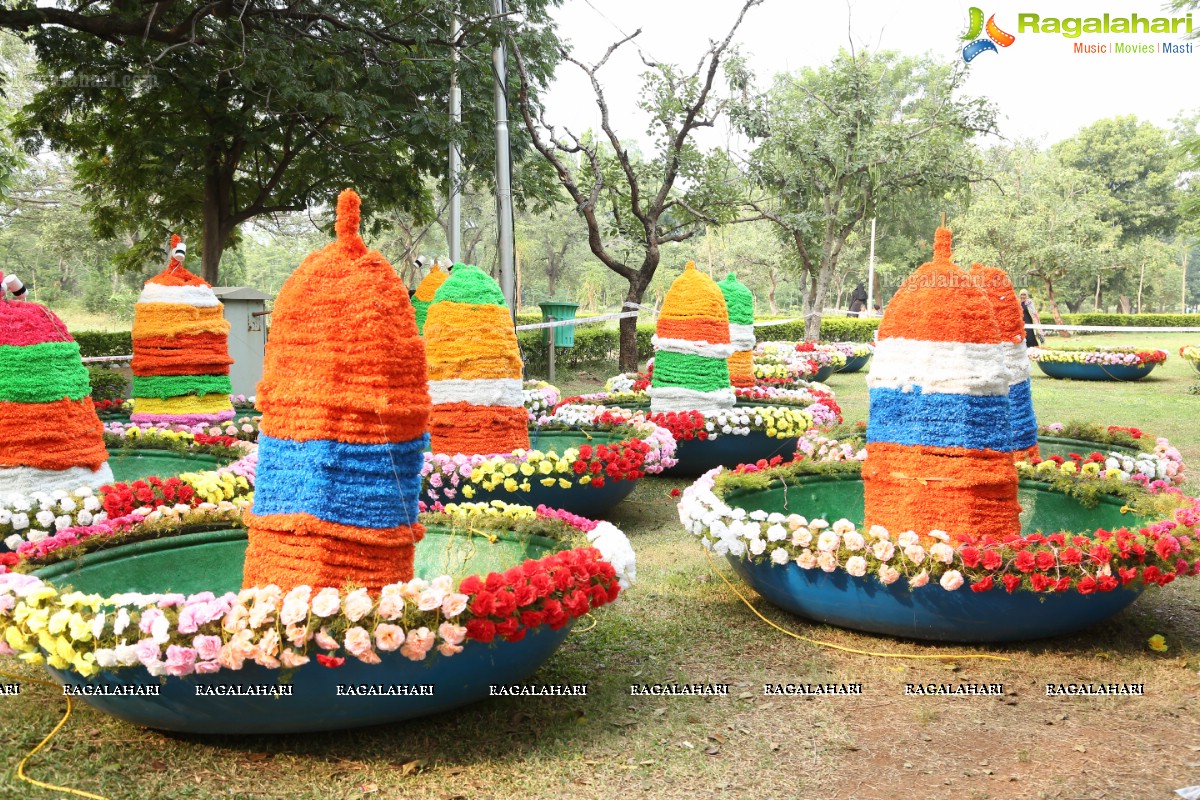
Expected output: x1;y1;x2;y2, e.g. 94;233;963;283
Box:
703;550;1010;662
0;669;113;800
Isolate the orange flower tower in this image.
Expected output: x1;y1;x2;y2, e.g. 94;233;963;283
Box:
412;263;450;336
970;263;1040;461
242;190;431;592
649;263;736;414
130;236;234;425
862;228;1020;546
0;299;112;494
424;265;529;456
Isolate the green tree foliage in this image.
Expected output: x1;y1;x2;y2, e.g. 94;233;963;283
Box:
957;144;1116;323
732;49;996;339
0;0;562;283
1053;116;1181;245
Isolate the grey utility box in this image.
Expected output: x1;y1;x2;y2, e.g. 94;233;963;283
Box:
212;286;271;399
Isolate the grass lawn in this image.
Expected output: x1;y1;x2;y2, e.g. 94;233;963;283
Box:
2;332;1198;800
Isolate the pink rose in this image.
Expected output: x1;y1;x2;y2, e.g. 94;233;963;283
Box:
437;642;464;657
192;635;223;662
194;660;222;674
441;593;469;618
374;623;406;652
344;627;380;664
817;551;839;572
315;628;339;651
222;604;249;634
929;542;954;565
284;623;310;649
164;645;197;677
796;550;818;569
400;627;435;662
217;643;244;671
342;588;374;623
877;565;900;585
399;579;428;602
904;545;926;566
909;570;930;588
280;597;309;627
417;588;445;612
280;649;310;669
438;622;467;647
310;588;341;618
939;570;964;591
133;638;161;667
376;593;405;621
872;540;895;561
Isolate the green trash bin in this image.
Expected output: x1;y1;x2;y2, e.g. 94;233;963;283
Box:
539;301;579;348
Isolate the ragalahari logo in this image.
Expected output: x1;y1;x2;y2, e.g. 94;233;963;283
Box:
962;8;1016;61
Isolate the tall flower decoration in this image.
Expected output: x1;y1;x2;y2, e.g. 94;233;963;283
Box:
0;300;112;494
424;265;529;456
412;263;450;336
970;263;1038;460
718;273;756;388
863;228;1019;546
130;236;235;425
243;190;431;592
649;262;736;415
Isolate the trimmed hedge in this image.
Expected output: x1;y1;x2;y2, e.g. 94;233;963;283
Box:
755;316;880;344
87;366;129;402
1059;313;1200;328
74;330;133;358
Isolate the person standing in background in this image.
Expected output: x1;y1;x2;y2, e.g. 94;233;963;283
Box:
848;282;868;316
1018;289;1043;347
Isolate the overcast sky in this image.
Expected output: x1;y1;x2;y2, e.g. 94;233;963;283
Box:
541;0;1198;149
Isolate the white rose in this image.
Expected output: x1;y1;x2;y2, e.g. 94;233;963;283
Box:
898;530;919;547
749;537;767;556
4;533;23;550
831;518;856;535
770;547;790;565
26;529;48;543
816;531;840;552
929;542;954;565
35;510;55;528
845;556;867;577
766;524;787;542
872;540;895;561
791;528;813;548
904;545;926;565
796;550;818;569
842;532;866;552
817;551;839;572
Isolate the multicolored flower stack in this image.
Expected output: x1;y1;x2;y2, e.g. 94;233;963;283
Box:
424;265;529;456
718;273;756;388
970;263;1038;460
130;236;234;425
243;190;431;593
412;263;450;335
0;301;112;494
862;228;1020;546
649;262;736;415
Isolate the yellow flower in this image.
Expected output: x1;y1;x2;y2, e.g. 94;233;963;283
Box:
503;478;519;492
539;461;554;475
540;478;556;486
558;479;572;489
501;463;518;477
520;463;535;477
1081;462;1101;476
462;485;475;499
1148;634;1168;652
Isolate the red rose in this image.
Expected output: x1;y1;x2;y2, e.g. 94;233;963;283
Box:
469;591;496;617
493;590;517;618
1089;544;1111;565
1029;573;1052;592
459;575;483;594
1118;567;1139;584
959;547;981;568
552;568;573;592
1002;574;1022;593
513;584;537;607
1053;577;1071;592
1076;576;1098;595
520;610;546;628
1034;551;1056;571
572;461;588;475
529;573;554;597
592;477;606;488
503;628;527;643
1014;551;1036;573
465;618;496;642
1047;533;1065;546
1059;547;1083;565
1155;537;1180;561
606;582;621;602
970;576;993;593
579;445;593;460
494;618;520;638
316;654;345;668
982;550;1003;571
484;572;505;591
1097;575;1118;592
589;584;609;608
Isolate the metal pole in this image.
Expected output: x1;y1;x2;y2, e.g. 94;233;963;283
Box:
449;11;463;264
492;0;516;321
866;217;876;315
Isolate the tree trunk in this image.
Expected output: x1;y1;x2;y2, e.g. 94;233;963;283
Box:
201;165;227;285
767;267;779;315
804;263;834;341
1043;279;1067;328
1118;294;1131;314
619;276;651;372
